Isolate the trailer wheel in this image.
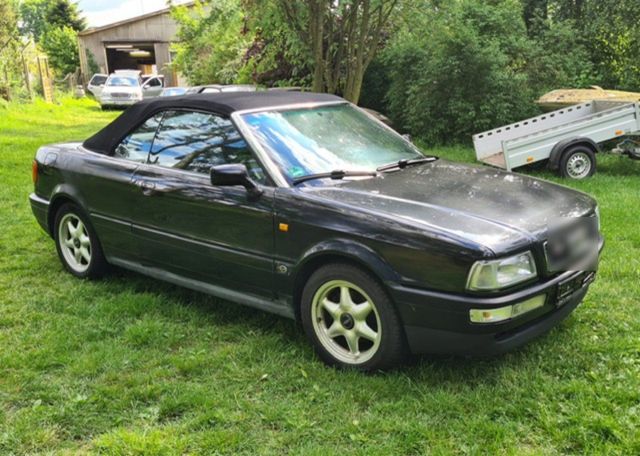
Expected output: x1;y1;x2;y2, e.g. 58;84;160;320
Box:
559;146;596;179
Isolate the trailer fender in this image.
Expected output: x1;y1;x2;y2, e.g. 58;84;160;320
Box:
548;137;600;170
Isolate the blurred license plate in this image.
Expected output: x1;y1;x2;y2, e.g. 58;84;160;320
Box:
557;272;595;307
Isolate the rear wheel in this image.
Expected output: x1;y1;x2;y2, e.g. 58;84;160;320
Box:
54;203;108;279
559;146;596;179
301;263;407;371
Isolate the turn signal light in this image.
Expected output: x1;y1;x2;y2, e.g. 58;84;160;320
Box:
469;295;546;323
32;160;38;184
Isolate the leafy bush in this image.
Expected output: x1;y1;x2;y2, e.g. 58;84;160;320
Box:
366;0;596;144
40;26;79;76
171;1;252;85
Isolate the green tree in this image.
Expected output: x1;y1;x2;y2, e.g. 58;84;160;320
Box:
46;0;86;32
1;0;18;45
522;0;640;90
269;0;401;102
171;0;251;85
376;0;594;144
19;0;50;41
173;0;402;102
0;0;22;100
40;26;80;75
572;0;640;89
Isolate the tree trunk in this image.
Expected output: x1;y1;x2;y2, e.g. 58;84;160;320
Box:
344;0;370;103
309;0;325;92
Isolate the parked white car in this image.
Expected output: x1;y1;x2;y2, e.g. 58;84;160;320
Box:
86;73;108;98
99;72;164;109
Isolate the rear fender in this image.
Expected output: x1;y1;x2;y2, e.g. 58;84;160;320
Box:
46;184;87;235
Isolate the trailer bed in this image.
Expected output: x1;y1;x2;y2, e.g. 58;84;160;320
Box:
482;152;506;168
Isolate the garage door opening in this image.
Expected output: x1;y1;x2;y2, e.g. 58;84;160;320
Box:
105;43;157;75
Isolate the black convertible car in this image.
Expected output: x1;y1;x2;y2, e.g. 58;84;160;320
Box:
30;91;603;370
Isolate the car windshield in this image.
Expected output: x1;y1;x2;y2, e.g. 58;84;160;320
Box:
106;76;138;87
241;103;423;183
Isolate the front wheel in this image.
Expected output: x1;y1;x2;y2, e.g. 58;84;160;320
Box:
559;146;596;179
54;203;108;279
301;263;407;371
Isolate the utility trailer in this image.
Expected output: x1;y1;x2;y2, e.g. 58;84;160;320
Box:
472;100;640;179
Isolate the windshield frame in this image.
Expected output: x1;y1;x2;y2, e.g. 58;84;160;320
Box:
231;101;420;188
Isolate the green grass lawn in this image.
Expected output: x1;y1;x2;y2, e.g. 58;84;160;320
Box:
1;98;638;455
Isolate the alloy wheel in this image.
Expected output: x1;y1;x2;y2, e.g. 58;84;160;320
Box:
58;213;92;273
311;280;382;364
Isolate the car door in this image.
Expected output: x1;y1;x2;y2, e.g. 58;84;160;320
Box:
129;109;276;299
77;113;163;261
142;77;163;98
87;74;107;97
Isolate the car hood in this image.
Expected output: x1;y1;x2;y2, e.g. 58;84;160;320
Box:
303;160;596;254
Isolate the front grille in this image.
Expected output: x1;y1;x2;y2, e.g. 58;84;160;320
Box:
110;92;131;99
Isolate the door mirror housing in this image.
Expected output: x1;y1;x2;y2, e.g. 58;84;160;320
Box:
210;163;263;198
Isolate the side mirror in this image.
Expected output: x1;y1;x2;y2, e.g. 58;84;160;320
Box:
210;163;263;198
402;133;413;143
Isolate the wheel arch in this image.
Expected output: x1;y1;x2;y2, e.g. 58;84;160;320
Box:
47;185;86;236
290;239;400;321
548;137;600;171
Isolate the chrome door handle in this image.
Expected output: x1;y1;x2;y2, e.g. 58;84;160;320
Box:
133;179;156;196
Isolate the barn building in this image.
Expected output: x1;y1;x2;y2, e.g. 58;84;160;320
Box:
77;4;192;87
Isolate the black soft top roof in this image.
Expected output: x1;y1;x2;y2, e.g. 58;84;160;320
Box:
83;91;343;155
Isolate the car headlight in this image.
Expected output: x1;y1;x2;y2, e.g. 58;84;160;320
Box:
466;251;537;291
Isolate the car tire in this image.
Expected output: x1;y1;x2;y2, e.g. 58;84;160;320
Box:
559;146;596;179
301;263;407;371
53;203;108;279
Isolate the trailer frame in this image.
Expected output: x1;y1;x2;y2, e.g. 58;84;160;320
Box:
473;100;640;177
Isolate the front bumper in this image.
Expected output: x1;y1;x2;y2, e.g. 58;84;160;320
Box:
400;283;588;356
393;239;603;356
100;99;139;108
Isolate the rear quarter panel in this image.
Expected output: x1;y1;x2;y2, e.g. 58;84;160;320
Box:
34;144;139;260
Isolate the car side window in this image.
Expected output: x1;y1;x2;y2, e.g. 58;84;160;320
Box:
147;77;162;87
90;75;106;86
149;110;267;183
114;113;163;163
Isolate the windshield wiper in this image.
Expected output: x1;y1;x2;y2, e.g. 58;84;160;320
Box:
376;156;437;172
292;169;378;185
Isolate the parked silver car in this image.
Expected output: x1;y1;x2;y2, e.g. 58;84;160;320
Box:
99;71;164;109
